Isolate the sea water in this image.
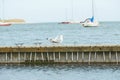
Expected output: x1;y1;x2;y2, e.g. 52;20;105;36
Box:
0;22;120;46
0;64;120;80
0;22;120;80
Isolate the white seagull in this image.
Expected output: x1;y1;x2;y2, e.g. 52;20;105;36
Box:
48;35;63;43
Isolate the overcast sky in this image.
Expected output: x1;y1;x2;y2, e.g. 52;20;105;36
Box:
0;0;120;23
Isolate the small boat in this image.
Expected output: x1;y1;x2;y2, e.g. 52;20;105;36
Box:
60;21;80;24
80;0;99;27
60;21;71;24
48;35;63;43
0;22;11;26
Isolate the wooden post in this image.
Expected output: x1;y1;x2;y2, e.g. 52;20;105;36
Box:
103;52;106;61
30;52;32;61
59;52;60;61
116;51;118;65
66;52;68;61
77;52;79;62
82;52;84;62
47;52;49;61
18;52;20;63
41;52;44;61
6;52;7;62
34;52;37;61
53;52;55;61
11;52;12;62
88;52;91;65
94;52;97;62
109;51;111;61
72;52;73;62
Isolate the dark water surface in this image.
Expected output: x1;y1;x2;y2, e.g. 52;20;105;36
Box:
0;64;120;80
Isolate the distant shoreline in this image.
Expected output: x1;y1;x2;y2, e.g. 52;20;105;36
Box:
0;19;25;24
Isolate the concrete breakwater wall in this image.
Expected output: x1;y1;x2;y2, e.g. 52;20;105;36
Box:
0;45;120;64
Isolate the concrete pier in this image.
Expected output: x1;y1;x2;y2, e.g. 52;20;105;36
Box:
0;45;120;64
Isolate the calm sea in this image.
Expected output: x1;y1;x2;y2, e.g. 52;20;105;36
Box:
0;22;120;80
0;64;120;80
0;22;120;46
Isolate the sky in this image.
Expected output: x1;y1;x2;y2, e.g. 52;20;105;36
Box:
0;0;120;23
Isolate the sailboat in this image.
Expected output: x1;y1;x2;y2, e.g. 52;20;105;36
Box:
60;3;73;24
60;0;80;24
0;0;11;26
80;0;99;27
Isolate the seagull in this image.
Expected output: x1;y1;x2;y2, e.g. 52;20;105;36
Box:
48;35;63;43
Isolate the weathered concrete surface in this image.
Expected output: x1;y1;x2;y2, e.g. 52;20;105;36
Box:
0;45;120;52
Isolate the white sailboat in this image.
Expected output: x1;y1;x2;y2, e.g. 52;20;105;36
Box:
80;0;99;27
0;0;11;26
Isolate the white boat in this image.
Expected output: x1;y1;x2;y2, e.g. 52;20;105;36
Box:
80;17;99;27
80;0;99;27
0;0;11;26
48;35;63;43
0;22;11;26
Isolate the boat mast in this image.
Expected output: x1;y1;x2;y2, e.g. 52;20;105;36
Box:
65;8;68;21
92;0;94;17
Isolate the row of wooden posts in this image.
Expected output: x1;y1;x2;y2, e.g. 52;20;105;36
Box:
0;45;120;64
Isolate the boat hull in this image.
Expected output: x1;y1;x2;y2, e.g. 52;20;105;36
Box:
0;23;11;26
81;21;99;27
60;21;80;24
60;22;71;24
